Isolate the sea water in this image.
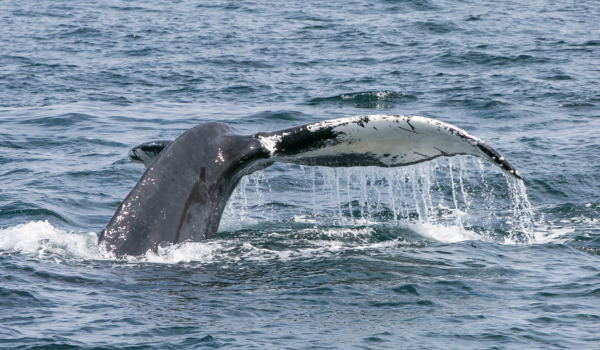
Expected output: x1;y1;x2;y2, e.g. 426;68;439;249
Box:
1;0;600;348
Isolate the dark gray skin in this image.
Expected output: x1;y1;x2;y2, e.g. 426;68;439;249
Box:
98;123;272;258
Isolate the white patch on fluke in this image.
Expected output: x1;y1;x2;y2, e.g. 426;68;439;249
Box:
278;115;487;167
258;134;282;156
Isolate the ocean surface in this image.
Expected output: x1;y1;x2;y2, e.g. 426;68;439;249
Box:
1;0;599;348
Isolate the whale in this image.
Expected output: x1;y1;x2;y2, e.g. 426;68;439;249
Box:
98;115;521;258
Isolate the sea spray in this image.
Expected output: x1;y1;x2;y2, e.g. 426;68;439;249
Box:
0;220;99;259
506;176;535;242
221;156;537;243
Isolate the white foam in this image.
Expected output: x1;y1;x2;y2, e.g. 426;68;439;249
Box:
531;226;573;244
402;221;482;243
135;225;413;264
0;220;100;260
142;240;224;264
307;226;376;239
0;217;570;266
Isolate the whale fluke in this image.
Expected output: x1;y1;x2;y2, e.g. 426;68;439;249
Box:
99;115;521;258
128;140;172;166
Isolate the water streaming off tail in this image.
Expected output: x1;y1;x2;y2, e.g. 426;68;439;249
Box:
222;156;535;243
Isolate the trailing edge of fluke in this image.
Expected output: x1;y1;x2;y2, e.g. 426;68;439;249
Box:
99;115;521;258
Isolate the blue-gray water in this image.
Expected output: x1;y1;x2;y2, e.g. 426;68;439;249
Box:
1;0;599;348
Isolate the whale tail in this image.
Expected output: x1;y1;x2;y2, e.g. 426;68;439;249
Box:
128;140;172;166
100;115;521;258
130;115;520;178
255;115;520;178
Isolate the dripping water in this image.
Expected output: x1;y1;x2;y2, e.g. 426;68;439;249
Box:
222;156;535;243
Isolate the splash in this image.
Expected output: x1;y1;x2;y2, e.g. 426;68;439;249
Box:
143;240;223;264
0;157;539;263
223;156;536;244
505;176;535;243
0;220;99;260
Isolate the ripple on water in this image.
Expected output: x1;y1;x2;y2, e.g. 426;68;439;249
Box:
1;0;600;348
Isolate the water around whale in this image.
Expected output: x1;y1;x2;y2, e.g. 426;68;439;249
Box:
1;0;600;348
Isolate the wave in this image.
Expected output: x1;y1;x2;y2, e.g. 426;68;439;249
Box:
0;221;99;260
0;214;572;266
438;51;551;67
